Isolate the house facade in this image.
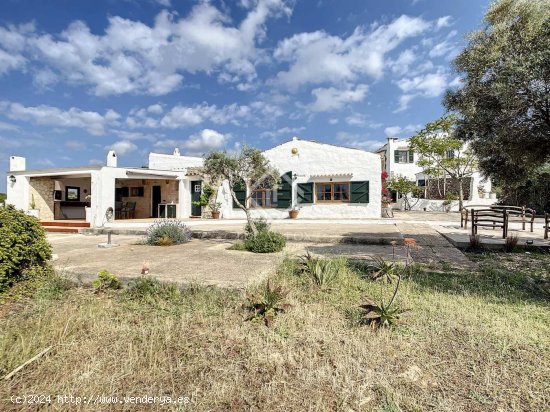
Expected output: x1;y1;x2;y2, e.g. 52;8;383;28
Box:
376;136;494;207
6;137;381;227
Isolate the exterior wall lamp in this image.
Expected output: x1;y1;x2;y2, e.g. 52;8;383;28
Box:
9;175;16;184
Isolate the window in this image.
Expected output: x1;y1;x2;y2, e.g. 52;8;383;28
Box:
446;150;455;159
394;150;414;163
130;187;144;197
65;186;80;201
315;182;350;203
251;189;277;208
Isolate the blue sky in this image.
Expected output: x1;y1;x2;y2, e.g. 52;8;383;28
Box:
0;0;490;191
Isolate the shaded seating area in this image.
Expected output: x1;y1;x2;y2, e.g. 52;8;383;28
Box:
115;201;136;219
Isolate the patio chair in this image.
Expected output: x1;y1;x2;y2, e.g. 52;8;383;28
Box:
125;202;136;219
470;208;508;239
115;201;123;219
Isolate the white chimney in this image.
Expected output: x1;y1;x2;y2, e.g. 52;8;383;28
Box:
9;156;26;172
107;150;117;167
173;148;180;156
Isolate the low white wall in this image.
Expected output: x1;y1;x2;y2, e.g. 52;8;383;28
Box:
396;197;498;212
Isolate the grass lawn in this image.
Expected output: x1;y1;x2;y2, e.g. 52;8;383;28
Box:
1;252;549;411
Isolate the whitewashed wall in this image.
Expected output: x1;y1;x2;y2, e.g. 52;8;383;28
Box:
221;138;382;219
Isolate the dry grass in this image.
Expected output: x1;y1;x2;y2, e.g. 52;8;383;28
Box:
1;255;549;411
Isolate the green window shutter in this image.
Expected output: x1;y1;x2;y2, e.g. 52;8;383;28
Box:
351;181;369;203
232;180;246;208
394;151;400;163
277;171;292;208
297;182;313;204
408;151;414;163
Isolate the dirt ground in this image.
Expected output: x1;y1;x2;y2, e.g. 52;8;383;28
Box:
48;233;410;287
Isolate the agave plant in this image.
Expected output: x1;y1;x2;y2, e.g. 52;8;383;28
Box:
360;263;407;328
244;280;291;327
297;250;339;289
369;256;398;283
359;298;407;329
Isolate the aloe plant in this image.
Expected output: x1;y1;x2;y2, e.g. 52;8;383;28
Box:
244;280;291;327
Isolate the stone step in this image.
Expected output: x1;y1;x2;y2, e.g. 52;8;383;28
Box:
43;226;81;234
41;221;90;228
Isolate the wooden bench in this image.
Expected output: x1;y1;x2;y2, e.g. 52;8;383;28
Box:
462;205;535;232
470;208;508;239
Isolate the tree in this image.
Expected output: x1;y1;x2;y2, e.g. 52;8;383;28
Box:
202;147;279;235
409;114;477;210
444;0;550;197
387;175;422;210
0;193;6;204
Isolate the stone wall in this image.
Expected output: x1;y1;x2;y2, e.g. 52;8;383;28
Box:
117;179;179;219
29;177;54;220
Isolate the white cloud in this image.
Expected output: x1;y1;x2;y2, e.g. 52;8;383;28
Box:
184;129;229;151
32;68;59;91
335;131;383;151
0;121;19;131
0;101;120;135
309;84;368;112
436;16;453;30
390;49;416;76
429;39;459;59
107;140;137;155
345;113;365;126
394;69;449;111
273;15;431;90
7;1;291;95
260;126;306;139
154;129;230;154
397;70;448;97
159;103;251;128
384;123;421;136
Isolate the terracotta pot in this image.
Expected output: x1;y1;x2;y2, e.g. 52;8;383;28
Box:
211;211;220;219
288;210;299;219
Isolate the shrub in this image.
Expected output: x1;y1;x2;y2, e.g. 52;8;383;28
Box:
504;234;519;253
468;234;483;251
244;230;286;253
244;217;270;239
145;220;191;246
125;277;180;303
244;280;291;327
0;205;52;292
92;270;121;292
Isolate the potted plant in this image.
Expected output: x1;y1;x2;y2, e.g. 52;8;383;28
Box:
478;184;485;198
289;208;299;219
382;196;391;208
210;202;221;219
28;194;40;218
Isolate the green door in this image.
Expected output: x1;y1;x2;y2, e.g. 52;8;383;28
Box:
191;181;202;217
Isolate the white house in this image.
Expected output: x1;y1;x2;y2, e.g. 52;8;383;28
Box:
375;136;495;210
6;137;381;227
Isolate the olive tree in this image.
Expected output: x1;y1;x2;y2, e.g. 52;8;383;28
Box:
409;115;477;211
387;175;422;211
444;0;550;204
202;147;279;235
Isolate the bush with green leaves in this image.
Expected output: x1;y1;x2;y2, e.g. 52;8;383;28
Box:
244;230;286;253
125;276;181;303
0;205;52;292
92;270;121;292
244;218;270;239
145;219;191;246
